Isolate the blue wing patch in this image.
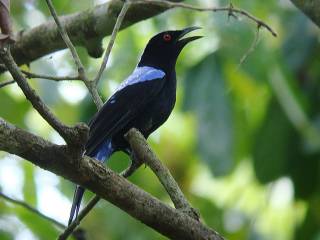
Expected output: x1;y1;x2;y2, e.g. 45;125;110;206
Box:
93;139;113;162
116;66;165;92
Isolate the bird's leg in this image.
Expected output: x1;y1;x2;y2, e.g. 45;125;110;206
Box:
121;149;143;178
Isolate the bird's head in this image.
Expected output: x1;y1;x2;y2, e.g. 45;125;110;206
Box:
138;27;202;72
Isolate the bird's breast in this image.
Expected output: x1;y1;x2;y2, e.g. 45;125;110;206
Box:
142;75;177;134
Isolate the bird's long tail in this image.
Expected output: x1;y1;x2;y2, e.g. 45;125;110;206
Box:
68;139;113;225
68;185;85;225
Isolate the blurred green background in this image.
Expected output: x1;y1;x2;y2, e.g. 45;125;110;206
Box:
1;0;320;239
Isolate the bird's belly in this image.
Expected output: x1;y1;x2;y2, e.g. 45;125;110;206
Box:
112;95;175;151
143;90;176;132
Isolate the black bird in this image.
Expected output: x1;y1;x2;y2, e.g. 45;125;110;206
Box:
68;27;202;225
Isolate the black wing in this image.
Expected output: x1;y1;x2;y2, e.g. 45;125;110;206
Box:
85;77;165;155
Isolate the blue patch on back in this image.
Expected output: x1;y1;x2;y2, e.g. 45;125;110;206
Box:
93;139;113;162
116;66;165;92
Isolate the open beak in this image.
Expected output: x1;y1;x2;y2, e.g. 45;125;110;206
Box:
177;26;203;46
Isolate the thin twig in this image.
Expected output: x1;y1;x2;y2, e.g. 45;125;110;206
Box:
0;79;14;88
86;82;103;109
44;0;85;78
0;71;80;89
94;1;131;85
21;70;80;81
58;195;100;240
131;0;277;37
125;128;199;220
0;191;66;229
238;28;260;67
45;0;103;109
58;161;141;240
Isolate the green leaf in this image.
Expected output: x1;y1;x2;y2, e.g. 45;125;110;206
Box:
253;86;320;198
0;231;12;240
253;98;296;183
294;197;320;240
282;14;318;72
22;162;37;206
16;208;59;239
183;53;234;176
289;151;320;199
0;90;30;127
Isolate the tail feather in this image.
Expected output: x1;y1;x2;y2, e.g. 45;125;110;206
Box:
68;139;114;225
68;185;85;225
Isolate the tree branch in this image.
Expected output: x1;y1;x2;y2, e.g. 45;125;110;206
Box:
0;117;224;240
58;195;100;240
0;46;89;147
0;191;66;229
22;70;80;81
238;27;260;67
45;0;85;78
0;191;86;240
45;0;103;109
131;0;277;37
0;78;14;88
0;71;80;90
94;0;131;85
126;128;199;220
0;0;180;74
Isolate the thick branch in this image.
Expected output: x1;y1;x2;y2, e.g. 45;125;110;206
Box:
0;0;178;73
290;0;320;28
0;118;223;240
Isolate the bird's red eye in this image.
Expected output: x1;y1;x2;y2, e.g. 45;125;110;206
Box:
163;34;172;42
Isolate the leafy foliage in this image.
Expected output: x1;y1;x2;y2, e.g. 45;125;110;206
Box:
183;53;234;176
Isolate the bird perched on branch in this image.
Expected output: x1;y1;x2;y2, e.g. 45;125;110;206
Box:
68;27;202;225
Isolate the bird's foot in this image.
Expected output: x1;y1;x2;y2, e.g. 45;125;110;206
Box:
121;151;143;178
